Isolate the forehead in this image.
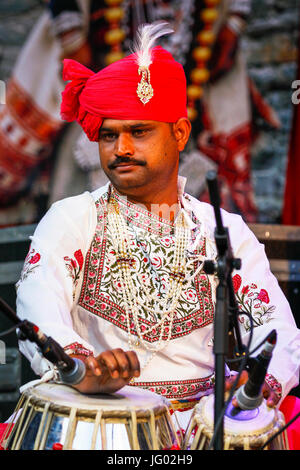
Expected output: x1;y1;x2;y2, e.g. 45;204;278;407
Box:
100;119;169;132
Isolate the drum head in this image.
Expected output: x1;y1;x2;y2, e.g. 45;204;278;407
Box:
23;382;170;417
199;395;278;435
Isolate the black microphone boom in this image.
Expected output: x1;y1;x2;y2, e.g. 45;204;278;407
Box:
235;329;277;410
0;296;86;385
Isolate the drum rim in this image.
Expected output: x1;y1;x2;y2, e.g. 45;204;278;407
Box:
21;383;171;420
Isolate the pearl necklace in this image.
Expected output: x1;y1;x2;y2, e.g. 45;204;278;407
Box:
107;192;190;367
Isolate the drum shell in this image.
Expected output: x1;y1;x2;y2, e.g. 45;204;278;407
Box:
3;382;180;450
183;394;289;450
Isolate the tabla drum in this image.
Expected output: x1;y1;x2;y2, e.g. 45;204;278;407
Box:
183;394;288;450
3;382;180;450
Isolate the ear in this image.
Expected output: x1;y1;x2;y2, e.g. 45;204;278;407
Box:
172;117;192;152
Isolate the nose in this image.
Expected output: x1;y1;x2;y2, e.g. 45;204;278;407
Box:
114;132;134;157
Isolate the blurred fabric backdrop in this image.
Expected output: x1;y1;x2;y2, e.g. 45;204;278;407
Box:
0;0;298;227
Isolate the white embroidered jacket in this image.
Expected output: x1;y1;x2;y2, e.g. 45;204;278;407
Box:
16;178;300;402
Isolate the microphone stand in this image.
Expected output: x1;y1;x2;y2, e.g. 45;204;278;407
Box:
203;171;245;450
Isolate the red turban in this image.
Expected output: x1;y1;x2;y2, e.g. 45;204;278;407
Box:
60;46;187;142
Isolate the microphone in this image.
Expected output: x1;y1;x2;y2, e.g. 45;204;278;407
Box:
234;329;277;410
22;322;87;385
0;296;86;385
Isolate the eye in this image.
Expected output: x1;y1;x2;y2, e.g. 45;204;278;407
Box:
132;128;148;137
100;133;118;142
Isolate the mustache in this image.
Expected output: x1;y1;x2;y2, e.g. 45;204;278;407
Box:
108;157;147;169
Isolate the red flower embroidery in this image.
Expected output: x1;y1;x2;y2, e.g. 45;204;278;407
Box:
17;248;41;288
257;289;270;304
234;275;275;331
242;285;249;295
64;249;85;298
152;256;162;268
232;274;242;293
160;237;173;248
74;250;84;270
28;253;41;264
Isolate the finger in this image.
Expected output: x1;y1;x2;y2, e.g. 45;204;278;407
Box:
111;349;140;379
225;376;236;391
85;356;102;376
261;383;280;407
266;391;280;408
262;382;272;399
232;396;239;408
99;350;120;379
111;349;132;379
125;350;141;378
225;370;248;391
262;388;270;399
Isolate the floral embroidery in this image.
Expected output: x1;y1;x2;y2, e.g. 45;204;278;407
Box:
265;373;282;399
64;249;84;298
78;191;215;344
256;289;270;304
129;375;215;399
232;273;242;292
28;252;41;265
232;274;275;332
64;342;93;357
16;247;41;288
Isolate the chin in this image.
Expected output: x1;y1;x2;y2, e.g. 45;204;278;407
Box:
109;174;148;192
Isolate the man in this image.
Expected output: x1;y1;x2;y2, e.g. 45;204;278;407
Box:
16;23;299;444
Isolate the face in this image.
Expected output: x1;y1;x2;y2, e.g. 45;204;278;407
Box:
98;118;191;202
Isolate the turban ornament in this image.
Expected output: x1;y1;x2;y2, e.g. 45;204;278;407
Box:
60;22;188;141
133;22;173;105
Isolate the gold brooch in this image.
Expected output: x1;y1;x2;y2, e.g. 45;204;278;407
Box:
136;66;153;104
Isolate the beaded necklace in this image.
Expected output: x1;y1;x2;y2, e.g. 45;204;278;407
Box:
107;189;190;369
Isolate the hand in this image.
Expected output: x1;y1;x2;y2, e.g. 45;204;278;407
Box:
225;371;280;408
70;348;141;394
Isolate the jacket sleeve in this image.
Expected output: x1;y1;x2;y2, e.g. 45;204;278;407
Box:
228;213;300;401
16;192;97;377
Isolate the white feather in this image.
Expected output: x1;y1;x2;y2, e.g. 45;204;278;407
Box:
132;21;174;69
